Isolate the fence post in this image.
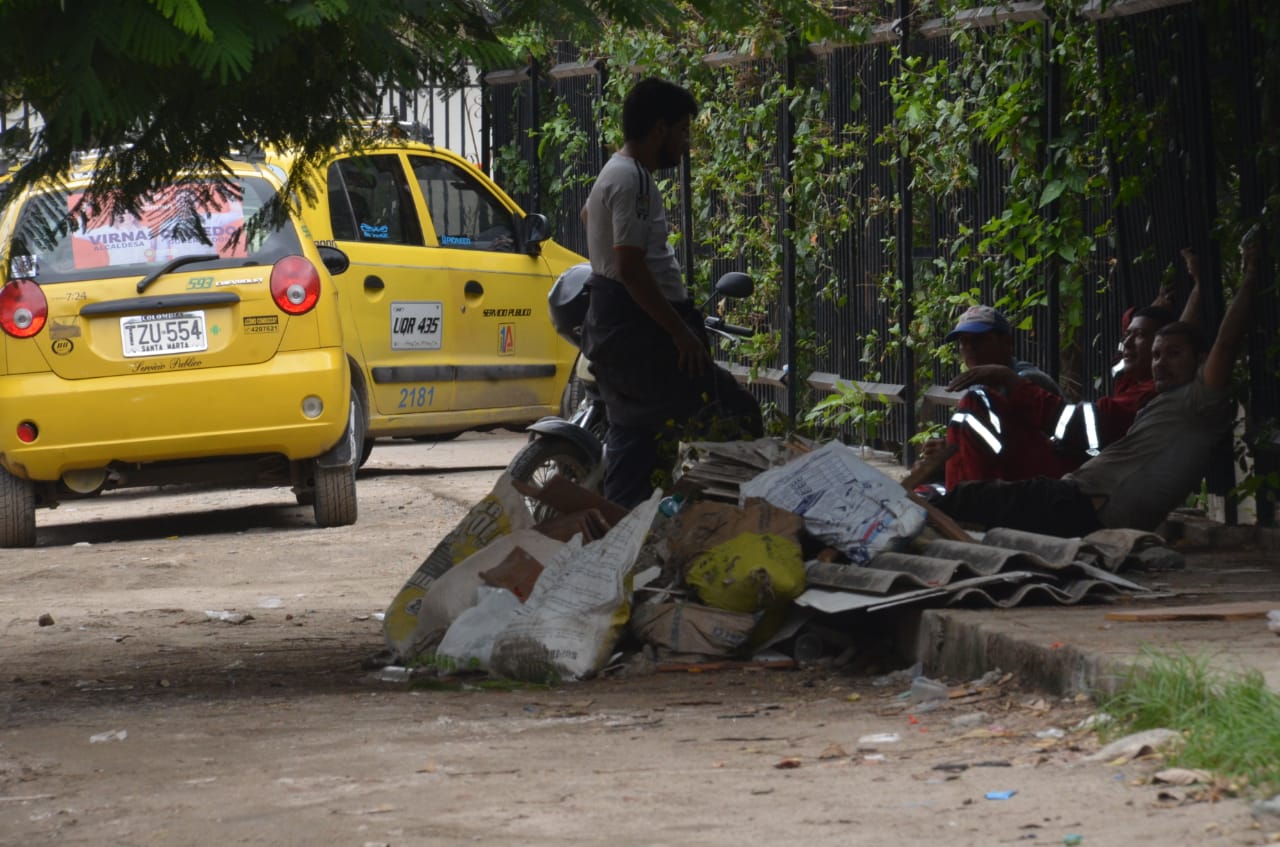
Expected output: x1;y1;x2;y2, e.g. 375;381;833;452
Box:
895;0;917;466
781;46;798;426
1043;14;1063;387
527;59;541;215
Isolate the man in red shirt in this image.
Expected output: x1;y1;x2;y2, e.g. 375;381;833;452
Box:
989;252;1202;469
937;305;1066;491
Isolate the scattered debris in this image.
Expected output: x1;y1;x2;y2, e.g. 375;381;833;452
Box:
1152;768;1212;786
37;613;54;627
204;610;253;624
1082;728;1183;763
89;729;128;743
985;789;1017;800
858;732;901;746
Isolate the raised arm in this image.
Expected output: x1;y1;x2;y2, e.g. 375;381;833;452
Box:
1178;247;1204;325
1202;229;1263;391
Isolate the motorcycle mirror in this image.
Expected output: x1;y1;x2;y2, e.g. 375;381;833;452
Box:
714;271;753;299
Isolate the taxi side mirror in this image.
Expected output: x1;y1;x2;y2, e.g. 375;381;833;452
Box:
522;213;550;256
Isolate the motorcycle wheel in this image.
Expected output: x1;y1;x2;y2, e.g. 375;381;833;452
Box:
506;436;596;523
560;372;588;419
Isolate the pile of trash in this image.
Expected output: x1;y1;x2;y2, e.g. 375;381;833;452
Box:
380;438;1166;683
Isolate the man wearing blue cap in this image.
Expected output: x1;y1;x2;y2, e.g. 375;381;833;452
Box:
936;304;1065;490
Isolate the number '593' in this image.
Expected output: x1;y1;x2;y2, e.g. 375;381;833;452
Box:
399;386;434;408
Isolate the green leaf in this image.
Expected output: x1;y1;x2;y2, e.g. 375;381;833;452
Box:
1038;179;1067;207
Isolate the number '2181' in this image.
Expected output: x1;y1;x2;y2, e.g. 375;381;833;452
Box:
399;386;434;408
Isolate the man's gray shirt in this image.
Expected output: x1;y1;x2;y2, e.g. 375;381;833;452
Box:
1068;374;1232;530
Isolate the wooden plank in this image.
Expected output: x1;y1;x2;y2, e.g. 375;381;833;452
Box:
922;384;965;409
805;372;906;404
1104;600;1280;622
908;491;975;542
716;361;788;388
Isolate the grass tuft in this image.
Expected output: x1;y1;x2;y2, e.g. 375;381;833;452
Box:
1099;649;1280;794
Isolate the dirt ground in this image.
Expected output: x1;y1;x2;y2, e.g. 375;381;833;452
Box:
1;432;1273;846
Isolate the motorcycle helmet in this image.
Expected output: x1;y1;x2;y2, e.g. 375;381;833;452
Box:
547;261;592;347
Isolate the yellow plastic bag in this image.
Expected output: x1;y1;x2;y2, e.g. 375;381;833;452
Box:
684;532;805;615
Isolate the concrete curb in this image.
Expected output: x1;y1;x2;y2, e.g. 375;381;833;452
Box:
911;608;1133;698
1158;511;1280;551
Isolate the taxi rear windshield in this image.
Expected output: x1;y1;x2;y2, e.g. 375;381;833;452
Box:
7;176;302;285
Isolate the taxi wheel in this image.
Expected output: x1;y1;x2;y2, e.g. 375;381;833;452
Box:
351;390;374;469
312;462;358;527
0;468;36;548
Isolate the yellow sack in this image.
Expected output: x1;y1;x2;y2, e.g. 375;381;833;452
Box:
684;532;805;615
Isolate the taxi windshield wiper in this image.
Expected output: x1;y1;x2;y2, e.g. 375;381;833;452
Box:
136;253;220;294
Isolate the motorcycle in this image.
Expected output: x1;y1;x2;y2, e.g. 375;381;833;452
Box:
508;264;757;521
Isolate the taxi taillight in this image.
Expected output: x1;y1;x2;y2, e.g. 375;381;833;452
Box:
269;256;321;315
0;278;48;338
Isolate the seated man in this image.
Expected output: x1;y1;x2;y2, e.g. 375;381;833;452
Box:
938;304;1065;491
935;231;1260;537
1046;249;1202;464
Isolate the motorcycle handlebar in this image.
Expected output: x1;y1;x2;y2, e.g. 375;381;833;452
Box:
704;316;754;337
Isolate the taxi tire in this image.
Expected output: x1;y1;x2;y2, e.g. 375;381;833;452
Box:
312;462;358;527
0;468;36;548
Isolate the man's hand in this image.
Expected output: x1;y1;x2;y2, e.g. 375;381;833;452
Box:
1241;224;1263;276
672;324;711;377
1180;246;1201;285
948;363;1020;392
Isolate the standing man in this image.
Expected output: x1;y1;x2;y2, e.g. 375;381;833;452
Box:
579;77;762;509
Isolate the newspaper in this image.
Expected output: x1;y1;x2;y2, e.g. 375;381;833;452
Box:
739;440;925;564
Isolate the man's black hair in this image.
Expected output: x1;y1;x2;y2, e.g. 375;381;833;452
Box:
1132;305;1177;327
1156;320;1209;355
622;77;698;143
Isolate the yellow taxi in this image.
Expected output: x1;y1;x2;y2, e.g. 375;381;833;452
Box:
0;154;359;547
277;138;583;458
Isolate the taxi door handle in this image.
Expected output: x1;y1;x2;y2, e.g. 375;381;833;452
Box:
364;275;384;291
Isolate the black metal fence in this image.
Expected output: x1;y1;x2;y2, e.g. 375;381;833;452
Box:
471;0;1276;522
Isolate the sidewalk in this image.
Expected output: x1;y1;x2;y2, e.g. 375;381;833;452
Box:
906;511;1280;695
849;448;1280;696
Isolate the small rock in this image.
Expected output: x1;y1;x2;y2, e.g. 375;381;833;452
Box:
1252;794;1280;819
37;613;55;627
204;610;253;624
949;711;991;729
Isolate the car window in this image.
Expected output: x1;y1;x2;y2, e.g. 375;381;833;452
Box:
327;155;424;246
7;176;302;285
408;155;517;252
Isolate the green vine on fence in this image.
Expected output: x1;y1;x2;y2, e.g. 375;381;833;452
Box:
491;1;1278;502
